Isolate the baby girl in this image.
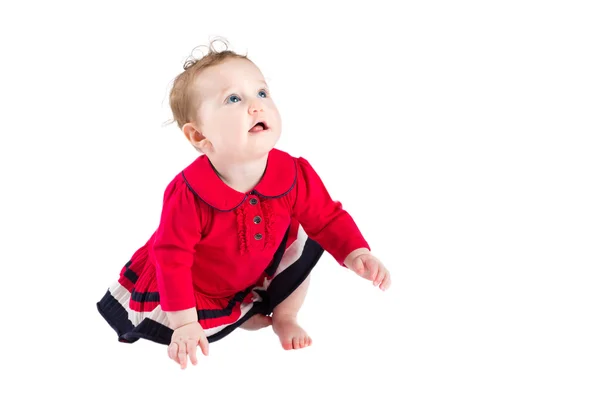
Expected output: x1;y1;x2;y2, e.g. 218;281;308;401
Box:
97;40;391;369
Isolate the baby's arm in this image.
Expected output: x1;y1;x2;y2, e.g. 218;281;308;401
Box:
153;178;202;314
152;178;209;367
292;157;391;290
292;157;370;265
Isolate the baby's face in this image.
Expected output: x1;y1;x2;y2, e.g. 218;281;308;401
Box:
192;58;281;163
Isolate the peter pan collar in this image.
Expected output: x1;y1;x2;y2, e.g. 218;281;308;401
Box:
181;148;297;212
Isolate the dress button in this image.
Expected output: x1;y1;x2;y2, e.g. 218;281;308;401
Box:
253;216;262;224
249;198;258;205
254;233;263;240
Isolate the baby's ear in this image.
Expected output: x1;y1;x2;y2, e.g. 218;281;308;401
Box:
182;122;205;146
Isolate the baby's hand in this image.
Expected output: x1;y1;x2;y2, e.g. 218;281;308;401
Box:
345;251;392;291
167;321;209;369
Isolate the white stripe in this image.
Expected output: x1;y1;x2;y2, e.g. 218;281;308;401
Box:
107;225;309;337
108;281;254;337
108;281;170;327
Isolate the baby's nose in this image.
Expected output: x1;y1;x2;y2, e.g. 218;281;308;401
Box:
249;101;264;113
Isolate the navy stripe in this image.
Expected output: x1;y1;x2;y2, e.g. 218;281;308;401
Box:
130;290;160;303
123;267;138;284
264;237;324;313
121;318;173;345
97;227;325;346
97;290;173;345
196;289;249;319
96;290;136;341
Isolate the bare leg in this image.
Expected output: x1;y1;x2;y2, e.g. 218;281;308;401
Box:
240;314;272;331
272;275;312;350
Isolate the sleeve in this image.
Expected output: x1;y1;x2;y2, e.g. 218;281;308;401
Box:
292;157;370;266
152;177;202;311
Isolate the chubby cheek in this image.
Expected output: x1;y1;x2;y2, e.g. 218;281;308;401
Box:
222;109;248;132
266;107;281;132
205;115;243;143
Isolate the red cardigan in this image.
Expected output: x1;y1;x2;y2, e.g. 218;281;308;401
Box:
150;148;369;311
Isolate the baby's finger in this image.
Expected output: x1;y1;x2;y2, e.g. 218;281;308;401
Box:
365;258;379;281
374;266;386;287
177;342;188;369
198;335;210;357
168;342;180;364
187;339;198;365
380;272;392;291
352;257;365;276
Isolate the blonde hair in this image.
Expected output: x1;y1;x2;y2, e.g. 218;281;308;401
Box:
166;38;250;130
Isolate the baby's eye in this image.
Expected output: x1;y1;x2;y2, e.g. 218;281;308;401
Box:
258;90;268;98
227;95;241;104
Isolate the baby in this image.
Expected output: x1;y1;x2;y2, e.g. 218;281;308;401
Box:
97;40;391;369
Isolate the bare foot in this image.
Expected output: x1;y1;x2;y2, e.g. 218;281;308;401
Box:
272;314;312;350
240;314;272;331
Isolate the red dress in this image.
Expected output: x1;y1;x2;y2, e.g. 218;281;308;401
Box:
97;148;370;344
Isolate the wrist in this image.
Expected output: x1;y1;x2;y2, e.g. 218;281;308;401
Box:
344;248;370;267
166;307;197;329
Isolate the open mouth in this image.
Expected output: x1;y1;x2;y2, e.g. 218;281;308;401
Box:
249;121;269;133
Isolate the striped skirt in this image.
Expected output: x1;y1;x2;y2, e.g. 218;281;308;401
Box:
96;226;324;345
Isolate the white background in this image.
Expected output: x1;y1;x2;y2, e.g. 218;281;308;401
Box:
1;0;598;399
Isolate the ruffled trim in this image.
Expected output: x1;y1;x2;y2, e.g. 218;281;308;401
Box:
234;206;248;254
261;200;276;249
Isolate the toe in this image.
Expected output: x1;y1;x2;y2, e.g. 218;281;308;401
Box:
292;337;300;349
282;341;293;350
